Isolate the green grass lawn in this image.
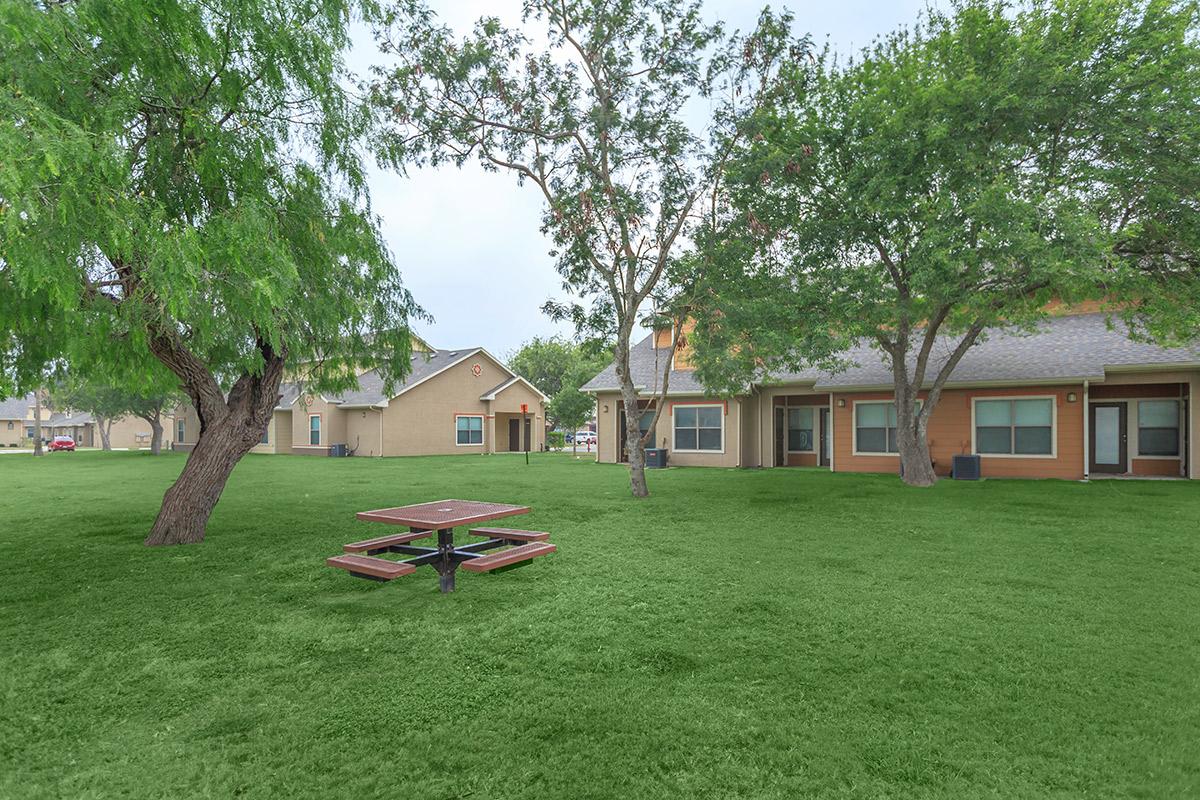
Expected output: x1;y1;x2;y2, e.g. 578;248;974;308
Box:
1;451;1198;799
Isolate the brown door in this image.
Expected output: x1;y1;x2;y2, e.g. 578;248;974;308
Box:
524;418;532;452
1090;402;1127;474
819;408;831;467
508;418;520;452
774;406;785;467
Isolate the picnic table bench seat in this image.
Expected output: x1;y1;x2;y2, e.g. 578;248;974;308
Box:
343;529;432;554
469;527;551;543
461;542;557;573
327;554;417;580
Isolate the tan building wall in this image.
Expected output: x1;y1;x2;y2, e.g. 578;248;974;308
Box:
378;352;546;457
345;408;384;457
291;393;347;455
593;392;744;467
1;419;23;447
103;414;173;450
250;410;293;454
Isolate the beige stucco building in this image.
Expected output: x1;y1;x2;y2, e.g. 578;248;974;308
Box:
175;347;548;457
0;394;173;450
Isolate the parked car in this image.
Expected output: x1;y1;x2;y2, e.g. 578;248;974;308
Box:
574;431;597;446
48;436;76;452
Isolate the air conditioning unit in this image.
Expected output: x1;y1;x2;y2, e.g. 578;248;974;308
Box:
329;443;349;458
952;454;981;480
645;448;669;469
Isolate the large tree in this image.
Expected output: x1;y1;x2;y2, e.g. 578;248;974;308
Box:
0;0;423;543
371;1;799;497
52;371;183;454
690;0;1200;486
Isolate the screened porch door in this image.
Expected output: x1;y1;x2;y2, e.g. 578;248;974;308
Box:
1090;402;1127;474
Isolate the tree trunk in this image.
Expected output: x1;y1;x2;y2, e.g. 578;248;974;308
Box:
137;411;164;455
32;391;43;456
615;328;650;497
144;416;260;545
97;417;113;450
896;418;937;486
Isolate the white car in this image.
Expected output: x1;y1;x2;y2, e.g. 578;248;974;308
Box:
574;431;597;445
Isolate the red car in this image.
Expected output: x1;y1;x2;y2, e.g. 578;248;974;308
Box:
48;436;76;452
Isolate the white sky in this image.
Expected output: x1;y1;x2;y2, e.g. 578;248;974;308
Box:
352;1;937;356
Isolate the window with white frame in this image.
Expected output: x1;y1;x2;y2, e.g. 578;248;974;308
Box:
788;406;814;452
260;427;270;445
456;415;483;445
1138;400;1180;456
309;414;321;446
854;401;912;454
674;405;723;452
975;398;1053;455
176;418;185;442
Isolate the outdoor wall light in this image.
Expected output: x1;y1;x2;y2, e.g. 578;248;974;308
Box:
837;398;847;408
602;404;609;413
1067;392;1077;403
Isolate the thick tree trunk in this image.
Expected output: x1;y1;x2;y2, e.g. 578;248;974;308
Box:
32;392;43;456
896;419;937;486
144;416;258;545
137;412;164;455
98;417;113;450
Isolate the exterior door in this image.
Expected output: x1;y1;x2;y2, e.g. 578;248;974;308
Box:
618;403;655;462
1090;402;1127;474
773;406;785;467
508;418;521;452
819;408;831;467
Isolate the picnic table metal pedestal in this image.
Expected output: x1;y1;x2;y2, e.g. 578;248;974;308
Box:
344;500;540;593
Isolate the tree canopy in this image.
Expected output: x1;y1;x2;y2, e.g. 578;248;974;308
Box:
507;336;608;430
0;0;424;542
370;0;802;495
689;0;1200;485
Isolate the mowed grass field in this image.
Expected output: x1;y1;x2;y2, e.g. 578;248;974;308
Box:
1;450;1198;799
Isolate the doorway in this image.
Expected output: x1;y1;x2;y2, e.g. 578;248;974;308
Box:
773;406;785;467
618;402;656;462
1090;402;1127;474
508;418;521;452
819;408;831;467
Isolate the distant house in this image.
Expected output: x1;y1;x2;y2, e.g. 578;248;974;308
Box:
175;347;549;457
582;309;1200;480
0;393;172;449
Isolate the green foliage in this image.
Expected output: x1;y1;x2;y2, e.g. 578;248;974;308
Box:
690;0;1200;393
507;337;578;400
508;336;608;430
0;0;424;397
546;430;565;448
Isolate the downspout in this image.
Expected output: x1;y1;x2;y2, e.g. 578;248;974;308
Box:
735;398;742;468
1082;380;1089;481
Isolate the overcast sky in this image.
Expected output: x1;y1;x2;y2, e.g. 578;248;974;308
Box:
353;1;938;358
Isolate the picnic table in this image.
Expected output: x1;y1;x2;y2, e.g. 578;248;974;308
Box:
326;499;556;593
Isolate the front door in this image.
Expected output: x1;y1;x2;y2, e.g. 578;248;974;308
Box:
508;418;521;452
819;408;831;467
774;406;785;467
1090;402;1128;474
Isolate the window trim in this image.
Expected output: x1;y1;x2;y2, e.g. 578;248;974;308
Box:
851;400;921;457
786;405;817;454
176;419;185;442
1134;398;1182;460
970;395;1058;459
454;414;485;447
671;402;725;454
308;414;322;447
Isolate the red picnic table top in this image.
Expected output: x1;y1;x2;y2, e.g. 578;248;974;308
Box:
355;499;531;530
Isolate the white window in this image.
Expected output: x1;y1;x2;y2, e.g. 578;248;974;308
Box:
260;427;269;445
456;415;483;445
176;419;185;442
974;397;1054;456
788;406;814;452
855;402;898;454
673;404;723;452
1138;400;1180;456
309;414;321;446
